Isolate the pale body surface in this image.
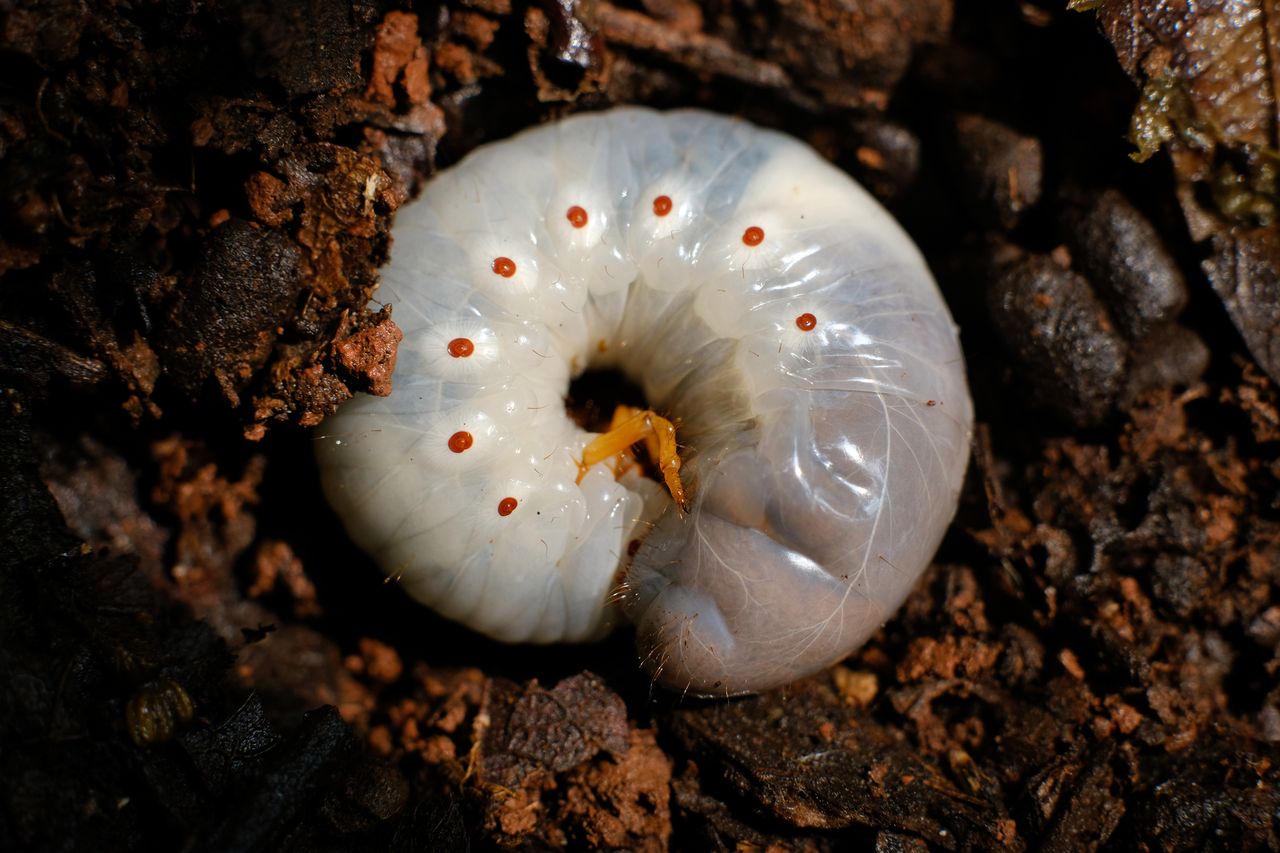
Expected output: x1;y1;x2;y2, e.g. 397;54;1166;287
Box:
317;108;973;696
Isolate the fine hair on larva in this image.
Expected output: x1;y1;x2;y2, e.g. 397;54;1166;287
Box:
316;107;974;697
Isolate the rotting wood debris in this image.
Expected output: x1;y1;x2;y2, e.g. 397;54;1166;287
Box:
2;1;1279;850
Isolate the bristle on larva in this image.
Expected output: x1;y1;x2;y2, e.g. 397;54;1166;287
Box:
315;107;974;696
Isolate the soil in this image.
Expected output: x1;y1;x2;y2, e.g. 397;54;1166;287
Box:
2;0;1278;850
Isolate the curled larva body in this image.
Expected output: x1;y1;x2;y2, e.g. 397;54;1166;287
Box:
316;108;973;696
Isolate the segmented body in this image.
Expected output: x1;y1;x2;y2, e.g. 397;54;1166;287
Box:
317;108;973;696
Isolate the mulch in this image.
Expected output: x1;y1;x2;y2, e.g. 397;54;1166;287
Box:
2;1;1277;849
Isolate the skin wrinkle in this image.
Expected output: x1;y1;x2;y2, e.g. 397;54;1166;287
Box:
316;108;972;695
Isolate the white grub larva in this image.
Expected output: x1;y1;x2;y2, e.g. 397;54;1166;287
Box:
316;108;974;697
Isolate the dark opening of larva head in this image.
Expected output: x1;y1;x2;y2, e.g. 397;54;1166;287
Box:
566;368;649;434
